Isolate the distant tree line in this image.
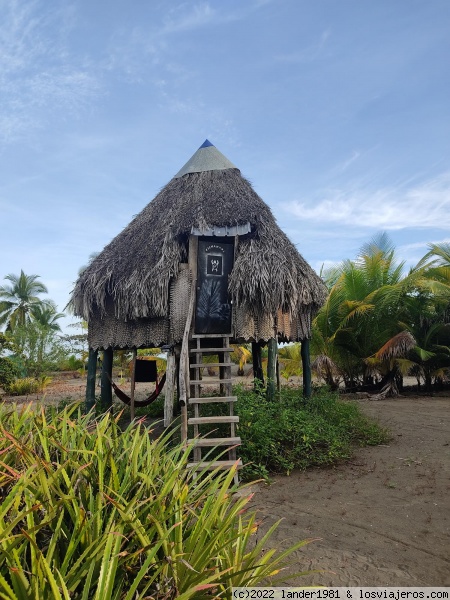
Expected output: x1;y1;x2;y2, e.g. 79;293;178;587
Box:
0;271;87;391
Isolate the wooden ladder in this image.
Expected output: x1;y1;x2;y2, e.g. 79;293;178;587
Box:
186;334;242;482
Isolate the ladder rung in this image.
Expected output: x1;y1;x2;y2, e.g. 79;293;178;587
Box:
190;379;232;385
190;362;230;368
189;396;237;404
188;437;241;447
187;459;243;470
192;334;231;339
190;348;233;354
188;416;239;425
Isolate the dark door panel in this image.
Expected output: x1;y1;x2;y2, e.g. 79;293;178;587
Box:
195;238;234;334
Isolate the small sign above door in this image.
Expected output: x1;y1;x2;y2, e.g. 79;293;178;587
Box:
207;254;223;276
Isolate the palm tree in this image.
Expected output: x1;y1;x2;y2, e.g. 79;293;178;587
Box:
415;242;450;301
31;301;65;332
369;330;417;398
419;242;450;268
278;343;302;380
406;242;450;391
231;345;252;376
312;234;409;391
311;236;450;395
0;271;49;331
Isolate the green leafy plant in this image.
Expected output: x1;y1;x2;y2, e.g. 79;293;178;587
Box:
231;345;252;376
187;385;389;480
0;403;313;598
0;334;20;391
4;376;40;395
278;343;302;380
0;357;19;390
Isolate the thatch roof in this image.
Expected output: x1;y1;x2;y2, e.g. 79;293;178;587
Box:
71;140;327;348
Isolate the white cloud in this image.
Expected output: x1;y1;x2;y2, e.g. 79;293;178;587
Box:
161;3;216;34
283;172;450;231
159;0;269;35
400;237;450;252
397;236;450;267
332;150;361;174
276;29;331;63
0;0;101;145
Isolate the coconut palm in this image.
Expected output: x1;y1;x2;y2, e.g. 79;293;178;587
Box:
420;242;450;268
312;234;409;391
278;343;302;380
231;344;252;376
415;242;450;302
396;289;450;392
401;243;450;391
0;271;49;331
30;301;65;332
368;330;417;398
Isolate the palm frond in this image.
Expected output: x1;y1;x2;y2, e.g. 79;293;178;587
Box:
375;331;416;361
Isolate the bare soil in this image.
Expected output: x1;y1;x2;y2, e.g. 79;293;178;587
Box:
2;376;449;586
254;395;450;587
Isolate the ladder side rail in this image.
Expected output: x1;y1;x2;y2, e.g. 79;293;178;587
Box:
192;338;201;462
179;277;197;446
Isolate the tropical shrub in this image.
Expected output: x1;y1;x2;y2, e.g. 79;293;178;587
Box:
278;343;302;379
0;334;20;391
237;387;388;477
230;345;252;376
4;376;40;395
57;353;85;372
0;403;310;598
0;356;19;390
7;321;66;377
186;386;389;479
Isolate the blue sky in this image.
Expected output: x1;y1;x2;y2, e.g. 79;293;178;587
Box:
1;0;449;331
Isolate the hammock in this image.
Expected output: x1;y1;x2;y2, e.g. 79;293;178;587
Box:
108;372;167;407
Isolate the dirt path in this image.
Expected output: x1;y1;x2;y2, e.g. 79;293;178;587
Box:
254;396;450;587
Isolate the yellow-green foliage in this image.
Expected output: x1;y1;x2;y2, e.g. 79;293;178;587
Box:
4;375;52;395
4;377;40;395
278;343;302;380
0;403;311;599
230;345;252;375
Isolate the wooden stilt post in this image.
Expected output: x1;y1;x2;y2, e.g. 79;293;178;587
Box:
266;338;277;401
85;348;98;413
164;349;176;427
130;348;137;421
175;349;181;414
276;353;281;394
251;341;264;391
301;338;312;398
100;347;113;411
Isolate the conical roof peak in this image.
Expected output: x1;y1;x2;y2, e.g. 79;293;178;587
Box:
199;139;214;148
174;140;237;178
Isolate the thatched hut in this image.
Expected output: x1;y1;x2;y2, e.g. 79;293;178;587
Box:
72;140;326;428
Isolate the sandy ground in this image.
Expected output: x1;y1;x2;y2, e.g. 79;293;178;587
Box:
254;395;450;587
2;375;449;586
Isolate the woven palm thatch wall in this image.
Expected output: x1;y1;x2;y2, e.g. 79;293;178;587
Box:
71;167;327;349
